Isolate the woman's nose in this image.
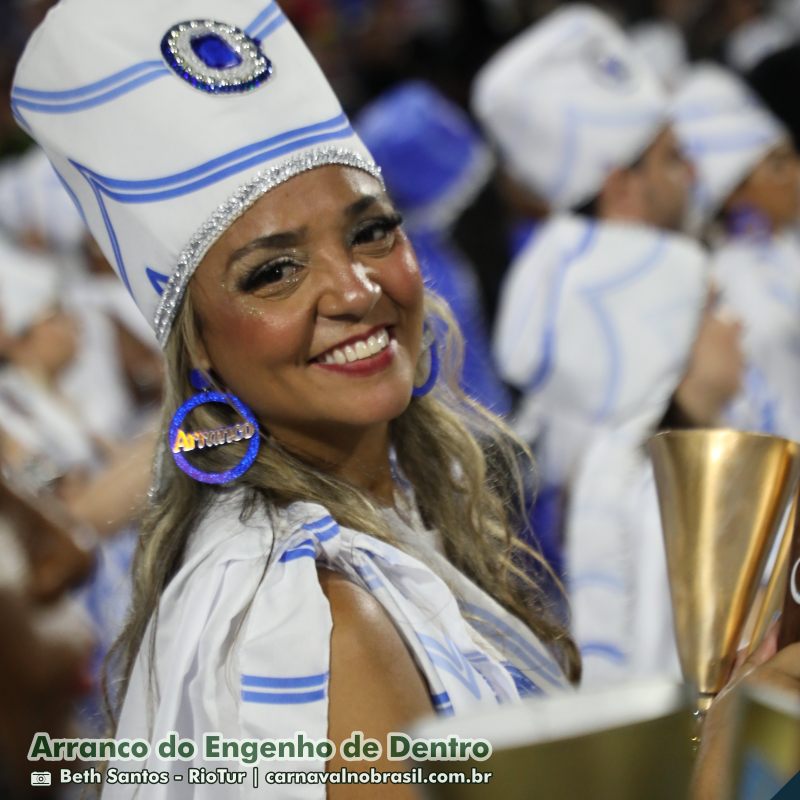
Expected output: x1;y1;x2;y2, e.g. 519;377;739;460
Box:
316;256;382;320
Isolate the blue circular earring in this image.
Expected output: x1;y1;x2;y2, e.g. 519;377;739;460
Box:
412;323;440;398
169;370;261;484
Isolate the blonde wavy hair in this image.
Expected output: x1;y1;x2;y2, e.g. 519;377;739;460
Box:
107;285;580;717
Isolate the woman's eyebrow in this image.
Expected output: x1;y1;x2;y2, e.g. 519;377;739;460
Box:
344;194;383;218
226;228;308;270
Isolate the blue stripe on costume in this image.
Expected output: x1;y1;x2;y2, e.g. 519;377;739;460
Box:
511;221;597;392
418;634;481;699
430;691;454;716
578;234;667;421
241;671;328;704
502;663;542;697
302;515;336;531
569;571;626;592
462;601;563;684
302;516;340;541
279;537;316;562
354;563;384;591
580;641;626;663
242;672;328;689
242;689;327;704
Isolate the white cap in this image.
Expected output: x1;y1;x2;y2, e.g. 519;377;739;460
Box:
12;0;380;347
472;4;667;210
671;63;787;228
628;20;689;91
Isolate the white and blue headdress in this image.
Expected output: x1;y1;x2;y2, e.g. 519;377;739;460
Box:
471;4;667;211
671;63;788;230
12;0;380;346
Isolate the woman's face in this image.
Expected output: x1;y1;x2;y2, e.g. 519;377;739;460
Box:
190;166;425;455
726;139;800;232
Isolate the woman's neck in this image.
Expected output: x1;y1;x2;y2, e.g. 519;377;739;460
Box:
272;422;396;507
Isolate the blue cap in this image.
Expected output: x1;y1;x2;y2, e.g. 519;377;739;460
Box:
356;81;492;230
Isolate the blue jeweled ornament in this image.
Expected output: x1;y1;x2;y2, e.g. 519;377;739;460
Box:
161;20;272;95
191;34;244;70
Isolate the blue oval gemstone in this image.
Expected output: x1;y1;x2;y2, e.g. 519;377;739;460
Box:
190;34;243;69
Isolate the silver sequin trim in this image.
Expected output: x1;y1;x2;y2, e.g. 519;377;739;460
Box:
153;147;384;346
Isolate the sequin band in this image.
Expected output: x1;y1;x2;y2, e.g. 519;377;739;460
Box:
153;147;383;346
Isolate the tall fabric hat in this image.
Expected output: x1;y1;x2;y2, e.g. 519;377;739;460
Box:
671;63;788;229
12;0;380;347
355;81;493;232
471;4;667;211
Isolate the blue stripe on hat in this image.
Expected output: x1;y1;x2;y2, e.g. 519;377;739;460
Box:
73;117;355;300
12;68;169;115
12;60;167;101
245;0;280;36
12;2;286;116
78;114;349;192
251;10;288;42
74;118;354;202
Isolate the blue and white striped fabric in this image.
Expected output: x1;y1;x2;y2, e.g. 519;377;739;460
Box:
106;494;567;799
12;0;378;344
495;213;708;488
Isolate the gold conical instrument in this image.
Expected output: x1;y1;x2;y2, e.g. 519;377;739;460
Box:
648;429;800;713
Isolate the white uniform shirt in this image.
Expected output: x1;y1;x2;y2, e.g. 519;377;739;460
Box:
105;491;568;799
495;213;708;689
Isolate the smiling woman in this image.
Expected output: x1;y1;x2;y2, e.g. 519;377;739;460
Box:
13;1;578;798
189;166;425;478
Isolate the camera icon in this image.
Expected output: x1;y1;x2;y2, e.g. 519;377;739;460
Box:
30;771;52;786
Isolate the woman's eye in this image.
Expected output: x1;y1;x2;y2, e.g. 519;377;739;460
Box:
238;260;301;292
352;213;403;248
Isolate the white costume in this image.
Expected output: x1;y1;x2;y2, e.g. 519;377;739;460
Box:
105;493;567;798
672;65;800;440
495;214;707;686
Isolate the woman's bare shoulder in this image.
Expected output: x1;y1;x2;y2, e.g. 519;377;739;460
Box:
317;567;433;798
